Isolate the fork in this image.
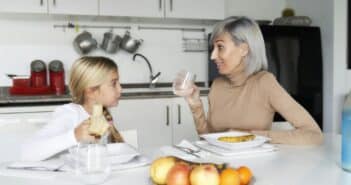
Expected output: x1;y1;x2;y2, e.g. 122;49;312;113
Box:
172;145;201;158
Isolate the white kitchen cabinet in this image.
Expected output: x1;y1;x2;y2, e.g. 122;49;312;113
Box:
165;0;225;20
99;0;225;20
109;98;172;152
0;0;47;14
110;96;209;152
99;0;163;18
48;0;98;15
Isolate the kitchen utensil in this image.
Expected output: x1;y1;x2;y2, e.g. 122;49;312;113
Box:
30;60;47;88
100;31;122;54
73;31;97;55
120;31;143;53
49;60;65;95
6;74;29;79
172;145;201;158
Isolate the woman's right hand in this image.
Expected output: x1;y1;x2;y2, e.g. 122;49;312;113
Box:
74;119;96;142
185;84;201;106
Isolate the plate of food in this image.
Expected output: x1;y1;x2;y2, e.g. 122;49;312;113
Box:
200;131;270;150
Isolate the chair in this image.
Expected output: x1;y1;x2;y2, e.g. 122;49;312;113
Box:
120;129;138;149
271;121;294;130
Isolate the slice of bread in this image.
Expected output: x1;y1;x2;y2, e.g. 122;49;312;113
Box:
88;104;110;136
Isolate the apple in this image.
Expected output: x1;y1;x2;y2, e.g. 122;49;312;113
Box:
150;156;176;184
190;164;220;185
166;162;191;185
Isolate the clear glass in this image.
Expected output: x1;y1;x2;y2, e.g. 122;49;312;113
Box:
74;143;111;185
172;70;196;96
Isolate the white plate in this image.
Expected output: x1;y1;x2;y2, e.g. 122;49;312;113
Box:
200;131;270;150
194;140;276;156
107;143;139;164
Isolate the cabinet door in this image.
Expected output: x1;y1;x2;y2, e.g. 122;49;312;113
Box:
0;0;47;14
99;0;163;18
172;96;208;144
165;0;225;20
109;99;172;152
48;0;98;15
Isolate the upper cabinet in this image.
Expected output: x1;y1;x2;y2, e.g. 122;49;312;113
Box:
48;0;99;15
165;0;225;20
0;0;47;14
99;0;163;18
100;0;225;20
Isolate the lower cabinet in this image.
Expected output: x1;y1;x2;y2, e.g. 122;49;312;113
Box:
109;96;208;152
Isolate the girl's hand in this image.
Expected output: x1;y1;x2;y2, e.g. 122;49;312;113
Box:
74;119;96;142
185;84;201;106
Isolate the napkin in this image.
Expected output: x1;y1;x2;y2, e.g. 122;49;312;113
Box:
194;140;277;157
160;140;210;161
6;158;65;172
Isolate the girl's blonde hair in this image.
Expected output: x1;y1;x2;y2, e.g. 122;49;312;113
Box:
69;56;118;104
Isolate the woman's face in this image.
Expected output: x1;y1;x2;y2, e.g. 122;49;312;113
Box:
211;32;248;75
95;70;122;107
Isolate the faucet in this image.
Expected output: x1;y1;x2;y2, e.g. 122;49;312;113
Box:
132;53;161;88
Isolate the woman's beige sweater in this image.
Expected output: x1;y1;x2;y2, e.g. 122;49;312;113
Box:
190;66;323;145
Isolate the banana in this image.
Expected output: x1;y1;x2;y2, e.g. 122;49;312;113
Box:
217;134;256;143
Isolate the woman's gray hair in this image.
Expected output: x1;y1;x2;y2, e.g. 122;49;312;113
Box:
210;16;268;75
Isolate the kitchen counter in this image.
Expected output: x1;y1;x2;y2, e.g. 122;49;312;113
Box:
0;84;209;105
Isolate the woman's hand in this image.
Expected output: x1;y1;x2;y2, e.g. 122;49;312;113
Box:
185;84;201;106
74;119;96;142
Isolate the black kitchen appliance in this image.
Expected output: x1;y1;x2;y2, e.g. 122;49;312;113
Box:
208;25;323;130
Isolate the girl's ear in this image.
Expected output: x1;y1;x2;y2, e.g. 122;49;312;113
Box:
85;87;98;101
239;43;249;57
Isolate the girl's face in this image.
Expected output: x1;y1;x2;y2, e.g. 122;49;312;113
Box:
210;32;248;75
94;70;122;107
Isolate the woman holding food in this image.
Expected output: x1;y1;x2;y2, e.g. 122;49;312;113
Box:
21;56;124;161
183;16;323;145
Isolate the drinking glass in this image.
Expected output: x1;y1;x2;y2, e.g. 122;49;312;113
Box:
74;143;111;185
172;70;196;96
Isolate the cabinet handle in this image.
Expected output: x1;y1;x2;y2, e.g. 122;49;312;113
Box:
166;106;170;126
40;0;43;6
159;0;162;11
177;104;181;124
53;0;56;6
170;0;173;11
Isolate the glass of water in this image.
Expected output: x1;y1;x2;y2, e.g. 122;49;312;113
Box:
172;70;196;96
74;143;111;185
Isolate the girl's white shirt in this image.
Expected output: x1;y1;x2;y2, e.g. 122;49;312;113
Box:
20;103;89;161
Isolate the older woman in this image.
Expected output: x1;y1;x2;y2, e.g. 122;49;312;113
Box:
185;16;323;145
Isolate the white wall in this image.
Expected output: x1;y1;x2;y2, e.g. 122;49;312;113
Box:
288;0;347;133
0;15;212;86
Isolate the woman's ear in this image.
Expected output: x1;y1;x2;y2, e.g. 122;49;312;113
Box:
239;43;249;57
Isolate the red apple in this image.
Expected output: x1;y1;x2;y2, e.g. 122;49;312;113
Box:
150;156;176;184
166;162;191;185
190;164;220;185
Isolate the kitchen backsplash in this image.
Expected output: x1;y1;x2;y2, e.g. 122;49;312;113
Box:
0;15;213;86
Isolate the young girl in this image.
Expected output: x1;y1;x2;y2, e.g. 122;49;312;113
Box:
21;56;124;161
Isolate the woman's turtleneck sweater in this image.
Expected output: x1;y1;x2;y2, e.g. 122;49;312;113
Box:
189;62;323;145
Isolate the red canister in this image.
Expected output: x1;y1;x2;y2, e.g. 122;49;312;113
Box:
49;60;65;95
30;60;47;88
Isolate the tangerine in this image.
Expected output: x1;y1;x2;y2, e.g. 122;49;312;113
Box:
219;167;240;185
237;166;253;185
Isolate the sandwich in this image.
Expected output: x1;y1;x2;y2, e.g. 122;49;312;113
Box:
88;104;110;136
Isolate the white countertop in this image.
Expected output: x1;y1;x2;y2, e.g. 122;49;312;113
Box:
1;133;350;185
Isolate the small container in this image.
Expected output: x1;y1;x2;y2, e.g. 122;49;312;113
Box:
342;93;351;171
49;60;65;95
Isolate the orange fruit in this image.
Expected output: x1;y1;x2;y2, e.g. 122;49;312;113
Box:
237;166;253;185
219;167;240;185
